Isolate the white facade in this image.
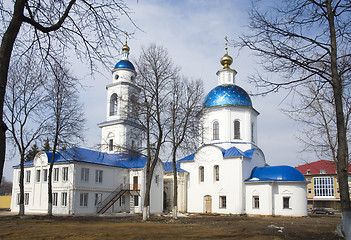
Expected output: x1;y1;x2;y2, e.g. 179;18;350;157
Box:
11;41;163;216
179;47;307;216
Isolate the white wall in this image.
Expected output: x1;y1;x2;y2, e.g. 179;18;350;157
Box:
245;181;308;216
201;106;258;150
273;182;307;216
181;145;245;214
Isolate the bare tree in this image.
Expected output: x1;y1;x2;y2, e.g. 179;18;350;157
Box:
4;54;47;215
0;0;135;184
286;82;351;163
45;62;85;216
135;44;178;221
238;0;351;237
168;77;203;219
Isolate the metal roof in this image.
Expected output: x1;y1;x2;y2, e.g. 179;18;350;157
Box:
246;165;306;182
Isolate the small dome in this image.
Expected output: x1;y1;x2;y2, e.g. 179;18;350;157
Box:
220;53;233;69
114;60;135;70
247;166;306;182
122;43;130;52
203;84;252;109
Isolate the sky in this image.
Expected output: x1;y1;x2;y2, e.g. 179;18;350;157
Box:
3;0;314;181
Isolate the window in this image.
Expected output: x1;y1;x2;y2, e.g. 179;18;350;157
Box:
25;170;31;183
43;169;48;182
109;93;118;116
234;120;240;139
214;165;219;181
308;188;312;194
134;195;139;206
36;170;41;182
283;197;290;209
253;196;259;209
63;167;68;181
24;193;29;205
213;121;219;140
54;168;59;182
62;192;67;207
219;196;226;209
95;193;102;206
155;175;159;186
251;122;254;142
307;169;311;174
121;195;126;205
320;169;326;174
199;166;204;182
95;170;103;183
109;139;114;152
81;168;89;182
16;193;20;205
53;193;58;206
314;177;334;197
80;193;88;207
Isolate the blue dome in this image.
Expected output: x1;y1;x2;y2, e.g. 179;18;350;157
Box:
114;60;135;70
247;166;306;182
203;85;252;109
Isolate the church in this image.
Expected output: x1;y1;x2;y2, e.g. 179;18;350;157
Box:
10;40;307;216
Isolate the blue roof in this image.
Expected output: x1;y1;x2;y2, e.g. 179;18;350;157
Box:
178;153;195;162
246;166;306;182
114;60;135;70
14;147;147;169
203;84;252;109
163;162;187;173
179;146;257;162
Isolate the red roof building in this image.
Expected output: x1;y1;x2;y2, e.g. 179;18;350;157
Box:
295;160;351;210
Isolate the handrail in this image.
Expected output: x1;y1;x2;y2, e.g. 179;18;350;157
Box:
97;184;123;213
96;183;142;214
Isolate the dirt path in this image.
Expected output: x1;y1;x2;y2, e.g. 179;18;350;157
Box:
0;213;341;239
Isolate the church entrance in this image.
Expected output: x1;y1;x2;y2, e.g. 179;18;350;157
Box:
204;195;212;213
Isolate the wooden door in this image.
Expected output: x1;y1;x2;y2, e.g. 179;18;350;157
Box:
133;176;138;190
204;195;212;213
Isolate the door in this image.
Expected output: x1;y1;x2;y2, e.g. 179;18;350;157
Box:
133;176;138;190
204;195;212;213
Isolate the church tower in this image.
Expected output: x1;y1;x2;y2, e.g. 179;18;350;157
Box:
200;38;259;151
98;38;142;153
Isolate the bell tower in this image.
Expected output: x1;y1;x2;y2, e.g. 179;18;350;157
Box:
98;36;142;153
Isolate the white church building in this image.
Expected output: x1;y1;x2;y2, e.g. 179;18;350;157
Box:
11;40;307;216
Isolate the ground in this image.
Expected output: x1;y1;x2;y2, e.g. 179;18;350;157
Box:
0;212;342;239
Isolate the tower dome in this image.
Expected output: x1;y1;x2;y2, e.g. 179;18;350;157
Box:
203;84;252;109
114;34;135;71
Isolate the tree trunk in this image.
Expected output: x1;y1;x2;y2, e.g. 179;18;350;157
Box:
172;149;178;220
143;172;152;221
0;0;25;184
326;1;351;238
18;154;25;216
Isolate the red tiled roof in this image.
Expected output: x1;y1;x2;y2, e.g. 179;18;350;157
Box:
295;160;351;175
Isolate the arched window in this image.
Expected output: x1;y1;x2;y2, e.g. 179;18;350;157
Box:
214;165;219;181
109;93;118;116
213;121;219;140
251;122;254;142
199;166;204;182
108;139;114;151
234;120;240;139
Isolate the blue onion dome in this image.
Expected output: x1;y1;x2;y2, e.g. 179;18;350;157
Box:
248;166;306;182
203;84;252;109
114;60;135;70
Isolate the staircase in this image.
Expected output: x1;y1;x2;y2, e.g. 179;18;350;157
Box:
97;184;127;214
